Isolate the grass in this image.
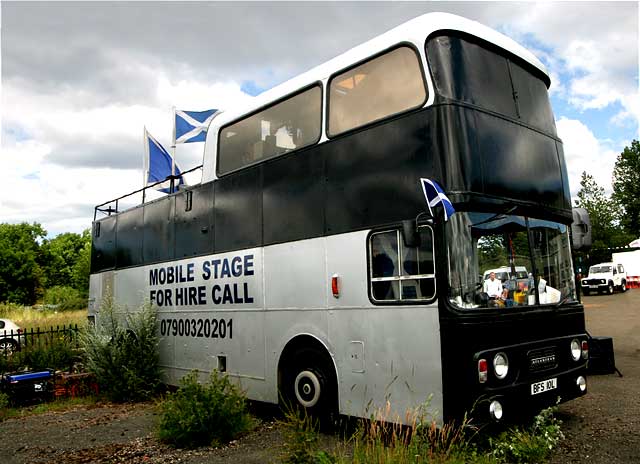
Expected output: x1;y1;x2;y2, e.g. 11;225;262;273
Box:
0;303;86;330
279;402;565;464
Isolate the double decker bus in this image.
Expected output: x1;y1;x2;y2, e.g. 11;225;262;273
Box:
89;12;588;423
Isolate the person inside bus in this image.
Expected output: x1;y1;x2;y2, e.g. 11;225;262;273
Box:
483;271;504;306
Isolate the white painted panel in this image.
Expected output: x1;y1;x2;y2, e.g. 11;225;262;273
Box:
325;230;371;309
264;239;327;310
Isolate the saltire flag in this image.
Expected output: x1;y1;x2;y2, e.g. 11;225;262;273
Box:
420;178;455;221
143;128;184;193
174;109;218;144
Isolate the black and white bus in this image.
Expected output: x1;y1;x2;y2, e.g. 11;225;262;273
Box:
89;12;588;423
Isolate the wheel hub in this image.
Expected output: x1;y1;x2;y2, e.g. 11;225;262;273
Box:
294;370;321;407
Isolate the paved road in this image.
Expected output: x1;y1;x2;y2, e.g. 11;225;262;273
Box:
550;289;640;463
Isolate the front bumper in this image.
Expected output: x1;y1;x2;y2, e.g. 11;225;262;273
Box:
474;366;587;422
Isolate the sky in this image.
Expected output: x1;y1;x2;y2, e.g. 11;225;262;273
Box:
1;1;638;237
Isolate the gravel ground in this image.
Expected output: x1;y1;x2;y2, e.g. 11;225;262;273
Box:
0;290;637;463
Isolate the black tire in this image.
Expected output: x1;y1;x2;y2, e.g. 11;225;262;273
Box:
607;282;614;295
583;289;590;296
282;348;338;423
621;280;627;292
0;339;18;354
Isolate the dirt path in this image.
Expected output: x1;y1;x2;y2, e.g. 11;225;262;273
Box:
0;291;638;463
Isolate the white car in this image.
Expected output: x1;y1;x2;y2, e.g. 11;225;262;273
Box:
581;262;627;295
0;319;25;353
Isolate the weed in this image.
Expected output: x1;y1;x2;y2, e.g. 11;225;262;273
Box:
280;408;337;464
158;369;254;448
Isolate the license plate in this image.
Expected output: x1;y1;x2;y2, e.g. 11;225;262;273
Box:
531;378;557;395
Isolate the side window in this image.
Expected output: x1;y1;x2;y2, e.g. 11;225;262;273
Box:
618;265;625;273
369;227;435;302
328;46;427;136
218;85;322;175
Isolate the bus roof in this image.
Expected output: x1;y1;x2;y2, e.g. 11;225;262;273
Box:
203;12;550;181
209;12;547;130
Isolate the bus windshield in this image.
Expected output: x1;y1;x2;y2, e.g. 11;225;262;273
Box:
447;212;576;309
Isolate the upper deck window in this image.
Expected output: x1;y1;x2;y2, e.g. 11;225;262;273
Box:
426;34;556;135
328;46;427;136
218;85;322;175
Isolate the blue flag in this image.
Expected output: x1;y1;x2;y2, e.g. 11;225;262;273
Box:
143;128;184;193
174;109;218;144
420;178;455;221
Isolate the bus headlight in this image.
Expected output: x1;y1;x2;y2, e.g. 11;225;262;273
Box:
570;339;581;361
493;352;509;379
489;400;503;420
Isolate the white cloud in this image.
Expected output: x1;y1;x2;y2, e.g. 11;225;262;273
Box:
556;117;620;199
1;72;254;236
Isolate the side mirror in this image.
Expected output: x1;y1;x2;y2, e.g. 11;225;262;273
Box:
402;220;420;248
571;208;592;251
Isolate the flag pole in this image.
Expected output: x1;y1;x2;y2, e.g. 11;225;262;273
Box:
142;126;147;204
171;106;177;193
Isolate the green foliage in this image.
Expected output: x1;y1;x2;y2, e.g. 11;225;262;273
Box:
0;222;47;305
43;286;87;310
489;407;564;463
574;171;634;263
612;139;640;237
41;229;91;292
280;409;336;464
0;331;78;373
79;296;161;402
158;370;253;448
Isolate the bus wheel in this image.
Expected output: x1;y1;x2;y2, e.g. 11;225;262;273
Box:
284;349;337;423
621;280;627;292
607;282;614;294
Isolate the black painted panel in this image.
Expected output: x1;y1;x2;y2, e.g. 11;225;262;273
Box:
325;110;435;235
263;150;325;245
214;166;262;252
143;196;175;263
91;216;116;272
175;182;215;257
474;111;563;209
116;207;143;267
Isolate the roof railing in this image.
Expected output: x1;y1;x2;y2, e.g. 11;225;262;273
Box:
93;164;203;221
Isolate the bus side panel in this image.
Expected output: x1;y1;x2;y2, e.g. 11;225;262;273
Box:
102;251;268;398
91;215;117;273
330;306;443;424
214;166;262;253
175;181;215;258
115;207;144;268
143;196;175;264
323;110;432;235
263;148;325;246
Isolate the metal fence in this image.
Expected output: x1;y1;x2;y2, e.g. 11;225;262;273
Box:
0;324;80;357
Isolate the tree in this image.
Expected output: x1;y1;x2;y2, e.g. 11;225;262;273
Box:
612;139;640;238
0;223;47;305
41;230;91;290
574;172;633;264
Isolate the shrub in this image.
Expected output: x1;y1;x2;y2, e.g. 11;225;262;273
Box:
158;370;253;448
79;295;161;402
43;286;87;311
489;406;564;464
